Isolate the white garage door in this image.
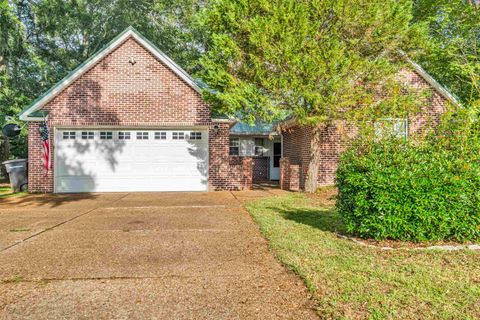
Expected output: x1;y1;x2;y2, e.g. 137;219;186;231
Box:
54;129;208;193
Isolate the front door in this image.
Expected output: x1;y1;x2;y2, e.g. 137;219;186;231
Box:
270;141;281;180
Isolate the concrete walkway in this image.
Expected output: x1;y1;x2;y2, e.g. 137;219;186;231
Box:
0;191;317;319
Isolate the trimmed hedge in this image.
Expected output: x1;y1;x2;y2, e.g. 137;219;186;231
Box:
336;137;480;242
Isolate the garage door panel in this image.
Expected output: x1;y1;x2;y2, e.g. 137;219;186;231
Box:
56;177;207;193
55;129;208;193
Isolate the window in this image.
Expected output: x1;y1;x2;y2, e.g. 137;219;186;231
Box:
189;132;202;140
136;132;149;140
63;131;76;139
100;132;113;140
375;119;408;140
229;137;239;156
81;132;94;140
155;131;167;140
172;132;185;140
118;132;131;140
254;138;264;156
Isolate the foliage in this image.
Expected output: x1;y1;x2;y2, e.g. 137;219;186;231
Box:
246;193;480;319
336;111;480;242
413;0;480;106
198;0;426;123
0;185;27;199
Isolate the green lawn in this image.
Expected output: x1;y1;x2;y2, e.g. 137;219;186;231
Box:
0;186;27;199
246;192;480;320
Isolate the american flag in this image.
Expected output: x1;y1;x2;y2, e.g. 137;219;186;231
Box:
40;122;52;175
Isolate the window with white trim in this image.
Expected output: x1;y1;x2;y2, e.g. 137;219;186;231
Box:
63;131;76;140
189;132;202;140
229;137;239;156
118;132;131;140
136;132;149;140
155;131;167;140
254;138;264;156
172;132;185;140
374;119;408;139
100;132;113;140
81;132;94;140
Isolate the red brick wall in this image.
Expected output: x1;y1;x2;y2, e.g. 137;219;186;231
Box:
398;69;448;136
208;124;252;191
281;69;451;191
280;158;300;191
27;35;250;192
28;122;54;193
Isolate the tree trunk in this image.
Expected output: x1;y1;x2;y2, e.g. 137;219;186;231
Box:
304;124;323;193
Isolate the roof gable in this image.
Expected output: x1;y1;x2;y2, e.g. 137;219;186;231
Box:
400;52;461;108
20;26;201;121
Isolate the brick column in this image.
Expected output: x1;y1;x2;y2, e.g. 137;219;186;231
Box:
208;123;231;191
280;157;290;190
242;157;253;190
290;164;300;191
28;122;54;193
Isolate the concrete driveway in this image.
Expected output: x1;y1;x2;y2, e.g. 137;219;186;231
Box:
0;191;317;319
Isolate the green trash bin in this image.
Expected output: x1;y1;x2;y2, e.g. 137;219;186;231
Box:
2;159;28;192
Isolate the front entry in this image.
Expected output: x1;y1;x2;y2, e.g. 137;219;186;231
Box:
270;141;281;180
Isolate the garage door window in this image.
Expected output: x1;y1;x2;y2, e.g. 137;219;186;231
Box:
155;132;167;140
172;132;185;140
63;132;76;139
100;132;113;140
81;132;94;140
118;132;131;140
136;132;149;140
189;132;202;140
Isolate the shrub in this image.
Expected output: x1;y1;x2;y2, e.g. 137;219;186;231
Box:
336;127;480;242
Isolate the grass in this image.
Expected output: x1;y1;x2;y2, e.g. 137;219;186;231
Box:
9;228;31;232
1;275;24;284
245;192;480;320
0;186;27;199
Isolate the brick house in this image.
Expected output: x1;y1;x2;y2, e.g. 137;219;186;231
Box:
20;27;253;193
20;27;458;193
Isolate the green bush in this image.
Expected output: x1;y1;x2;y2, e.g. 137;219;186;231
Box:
336;131;480;242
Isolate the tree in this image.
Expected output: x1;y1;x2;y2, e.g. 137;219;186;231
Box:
14;0;208;77
0;0;31;158
198;0;426;192
413;0;480;107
